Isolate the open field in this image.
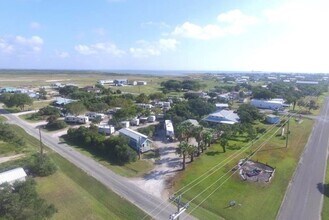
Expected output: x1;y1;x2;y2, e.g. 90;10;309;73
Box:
0;121;148;219
172;118;314;220
323;160;329;220
37;153;147;220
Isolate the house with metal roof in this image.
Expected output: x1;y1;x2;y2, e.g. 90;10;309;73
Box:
53;97;76;106
0;167;27;185
203;110;240;125
118;128;152;153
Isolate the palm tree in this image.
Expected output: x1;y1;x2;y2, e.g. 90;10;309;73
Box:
219;137;228;153
202;130;213;151
187;144;197;162
176;141;189;170
176;121;194;143
193;126;204;156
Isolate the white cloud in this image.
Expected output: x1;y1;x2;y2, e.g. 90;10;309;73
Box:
75;42;125;57
172;9;258;40
30;21;41;30
239;0;329;72
129;38;178;58
141;21;170;29
0;35;44;54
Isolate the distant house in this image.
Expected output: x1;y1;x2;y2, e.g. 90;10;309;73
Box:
0;167;27;185
82;86;101;93
215;103;229;110
203;110;240;125
0;87;17;93
266;114;280;124
114;79;128;85
53;97;76;106
137;81;147;85
251;99;288;110
118;128;152;153
98;80;113;85
85;112;105;121
296;81;319;85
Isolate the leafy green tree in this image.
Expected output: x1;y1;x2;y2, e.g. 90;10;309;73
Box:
0;178;57;219
252;87;275;99
46;120;67;131
65;102;86;115
237;104;262;124
2;93;33;110
202;130;213;150
192;126;204;156
39;106;60;117
135;93;149;103
58;85;78;96
149;92;165;100
38;88;47;100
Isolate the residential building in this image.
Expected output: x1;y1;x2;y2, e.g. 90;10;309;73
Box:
65;115;89;124
203;110;240;124
118;128;152;153
215;103;229;110
137;81;147;85
251;99;288;110
114;79;128;85
0;167;27;185
98;124;115;135
53;97;76;106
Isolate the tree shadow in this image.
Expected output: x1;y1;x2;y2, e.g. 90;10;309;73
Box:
205;151;222;156
317;183;329;197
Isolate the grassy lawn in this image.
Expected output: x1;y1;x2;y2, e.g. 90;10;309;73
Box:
0;124;40;156
36;153;148;220
322;160;329;220
19;112;44;122
172;118;314;220
0;115;7;122
61;138;154;177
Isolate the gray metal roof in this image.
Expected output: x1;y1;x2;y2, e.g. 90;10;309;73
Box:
118;128;150;143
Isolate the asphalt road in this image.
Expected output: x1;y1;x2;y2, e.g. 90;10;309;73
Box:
277;97;329;220
0;108;195;220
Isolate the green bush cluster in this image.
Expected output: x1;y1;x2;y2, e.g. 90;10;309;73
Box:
66;126;137;165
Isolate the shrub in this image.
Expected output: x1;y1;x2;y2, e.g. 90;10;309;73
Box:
28;153;57;177
45;120;67;131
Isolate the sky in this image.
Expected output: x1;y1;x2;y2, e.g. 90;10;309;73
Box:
0;0;328;73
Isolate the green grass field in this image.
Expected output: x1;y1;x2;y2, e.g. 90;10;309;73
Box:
36;153;147;220
0;122;148;219
0;115;7;122
173;118;314;220
322;160;329;220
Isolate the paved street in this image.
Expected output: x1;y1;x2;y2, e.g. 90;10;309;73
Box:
277;97;329;220
0;108;195;220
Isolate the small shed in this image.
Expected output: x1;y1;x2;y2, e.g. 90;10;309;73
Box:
0;167;27;185
266;114;280;124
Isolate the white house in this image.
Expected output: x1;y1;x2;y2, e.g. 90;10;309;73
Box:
251;99;287;110
203;110;240;125
0;167;27;185
98;124;115;135
118;128;152;153
137;81;147;85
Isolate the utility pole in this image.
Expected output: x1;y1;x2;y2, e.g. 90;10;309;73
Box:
39;127;44;155
285;118;290;148
169;195;189;220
